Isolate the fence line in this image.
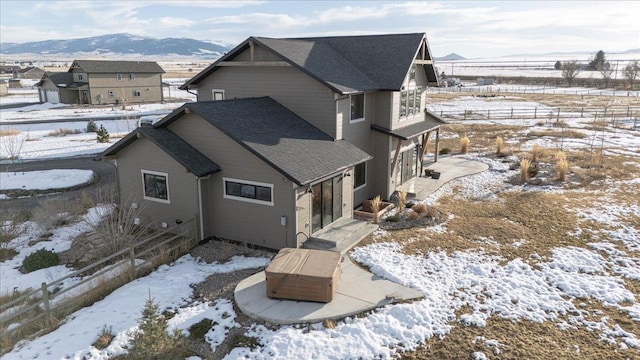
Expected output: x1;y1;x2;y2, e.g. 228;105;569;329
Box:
0;218;198;340
427;86;640;97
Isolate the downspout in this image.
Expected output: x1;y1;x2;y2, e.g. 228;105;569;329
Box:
186;88;198;100
197;177;204;241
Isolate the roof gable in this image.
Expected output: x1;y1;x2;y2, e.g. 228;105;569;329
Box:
182;33;437;94
70;60;164;74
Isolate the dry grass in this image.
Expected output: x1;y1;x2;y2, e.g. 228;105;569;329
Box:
557;157;569;181
397;191;407;215
0;129;20;137
527;129;587;139
495;136;504;155
371;196;382;224
531;143;540;162
412;203;427;214
48;128;80;137
520;158;531;183
459;136;470;154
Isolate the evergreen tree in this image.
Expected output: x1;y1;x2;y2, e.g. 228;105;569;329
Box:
554;60;562;70
96;125;110;143
588;50;606;70
127;296;183;359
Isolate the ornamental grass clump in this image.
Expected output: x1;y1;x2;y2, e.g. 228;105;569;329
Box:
460;136;470;154
556;154;569;181
496;136;504;155
371;195;382;224
520;158;531;183
531;143;540;162
397;191;407;215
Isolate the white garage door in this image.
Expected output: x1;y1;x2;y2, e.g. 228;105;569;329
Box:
45;89;60;103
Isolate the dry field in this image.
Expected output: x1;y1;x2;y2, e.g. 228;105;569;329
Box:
356;91;640;359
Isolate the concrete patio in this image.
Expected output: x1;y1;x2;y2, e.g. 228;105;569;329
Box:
234;156;489;325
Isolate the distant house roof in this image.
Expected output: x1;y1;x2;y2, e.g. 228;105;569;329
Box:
371;112;447;140
35;72;86;88
155;97;372;186
181;33;438;94
97;126;221;178
71;60;165;74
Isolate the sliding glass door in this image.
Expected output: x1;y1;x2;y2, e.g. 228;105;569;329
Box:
311;175;343;233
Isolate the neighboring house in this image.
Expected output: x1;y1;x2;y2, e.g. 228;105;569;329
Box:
97;33;445;250
35;60;164;104
13;66;45;79
0;65;20;75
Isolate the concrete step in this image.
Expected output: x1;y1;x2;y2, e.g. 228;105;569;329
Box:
303;218;378;254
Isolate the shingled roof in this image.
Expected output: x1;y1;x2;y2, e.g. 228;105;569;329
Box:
71;60;164;74
181;33;438;94
157;97;372;186
371;111;447;140
96;126;221;178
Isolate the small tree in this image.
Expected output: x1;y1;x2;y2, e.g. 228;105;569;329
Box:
86;119;98;132
128;296;183;359
554;60;562;70
588;50;606;70
598;62;614;88
623;60;640;88
561;60;581;86
96;125;110;143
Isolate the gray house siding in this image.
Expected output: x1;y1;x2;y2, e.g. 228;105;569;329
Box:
168;114;298;249
196;64;337;139
87;72;164;105
112;138;200;229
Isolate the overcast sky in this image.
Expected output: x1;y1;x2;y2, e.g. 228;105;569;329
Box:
0;1;638;58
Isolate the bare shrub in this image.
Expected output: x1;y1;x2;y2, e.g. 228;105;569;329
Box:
1;134;25;160
408;211;420;221
496;136;504;155
33;198;84;230
371;196;382;224
92;325;115;350
561;60;581;86
80;190;95;211
557;157;569;181
322;319;336;329
397;191;407;215
90;186;146;257
520;158;531;183
459;136;470;154
412;203;427;214
591;150;603;168
531;143;540;163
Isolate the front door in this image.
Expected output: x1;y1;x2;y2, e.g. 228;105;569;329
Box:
81;90;89;104
311;175;343;233
395;146;419;186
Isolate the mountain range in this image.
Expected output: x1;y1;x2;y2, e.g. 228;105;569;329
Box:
0;33;234;58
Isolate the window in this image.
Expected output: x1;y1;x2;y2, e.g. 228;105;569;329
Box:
212;90;225;101
108;90;115;98
398;65;423;120
116;73;122;81
142;170;169;203
77;73;84;81
129;73;135;81
223;177;273;206
350;94;365;122
354;162;366;189
132;89;142;97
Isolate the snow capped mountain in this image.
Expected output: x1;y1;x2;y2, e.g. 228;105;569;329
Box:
0;33;234;58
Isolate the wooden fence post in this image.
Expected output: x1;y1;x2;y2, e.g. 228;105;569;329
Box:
557;108;560;122
534;107;537;119
129;241;136;279
487;109;490;119
510;108;514;119
41;282;51;328
580;108;584;117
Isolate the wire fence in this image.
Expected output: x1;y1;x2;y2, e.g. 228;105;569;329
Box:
427;86;640;97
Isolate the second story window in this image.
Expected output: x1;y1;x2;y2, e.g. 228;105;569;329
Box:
212;90;225;101
77;73;84;81
129;73;135;81
350;94;364;123
116;73;122;81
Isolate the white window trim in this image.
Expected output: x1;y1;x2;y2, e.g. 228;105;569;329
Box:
349;94;365;123
116;73;123;81
223;177;274;206
142;170;170;204
212;89;225;101
129;73;135;81
353;162;367;191
133;89;141;97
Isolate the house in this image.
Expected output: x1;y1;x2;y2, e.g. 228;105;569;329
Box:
476;77;494;86
36;60;164;105
97;33;444;250
13;66;45;80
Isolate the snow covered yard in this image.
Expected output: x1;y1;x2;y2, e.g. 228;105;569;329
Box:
1;90;639;359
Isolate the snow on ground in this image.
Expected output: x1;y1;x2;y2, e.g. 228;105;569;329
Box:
2;255;270;360
0;169;94;191
0;206;111;295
